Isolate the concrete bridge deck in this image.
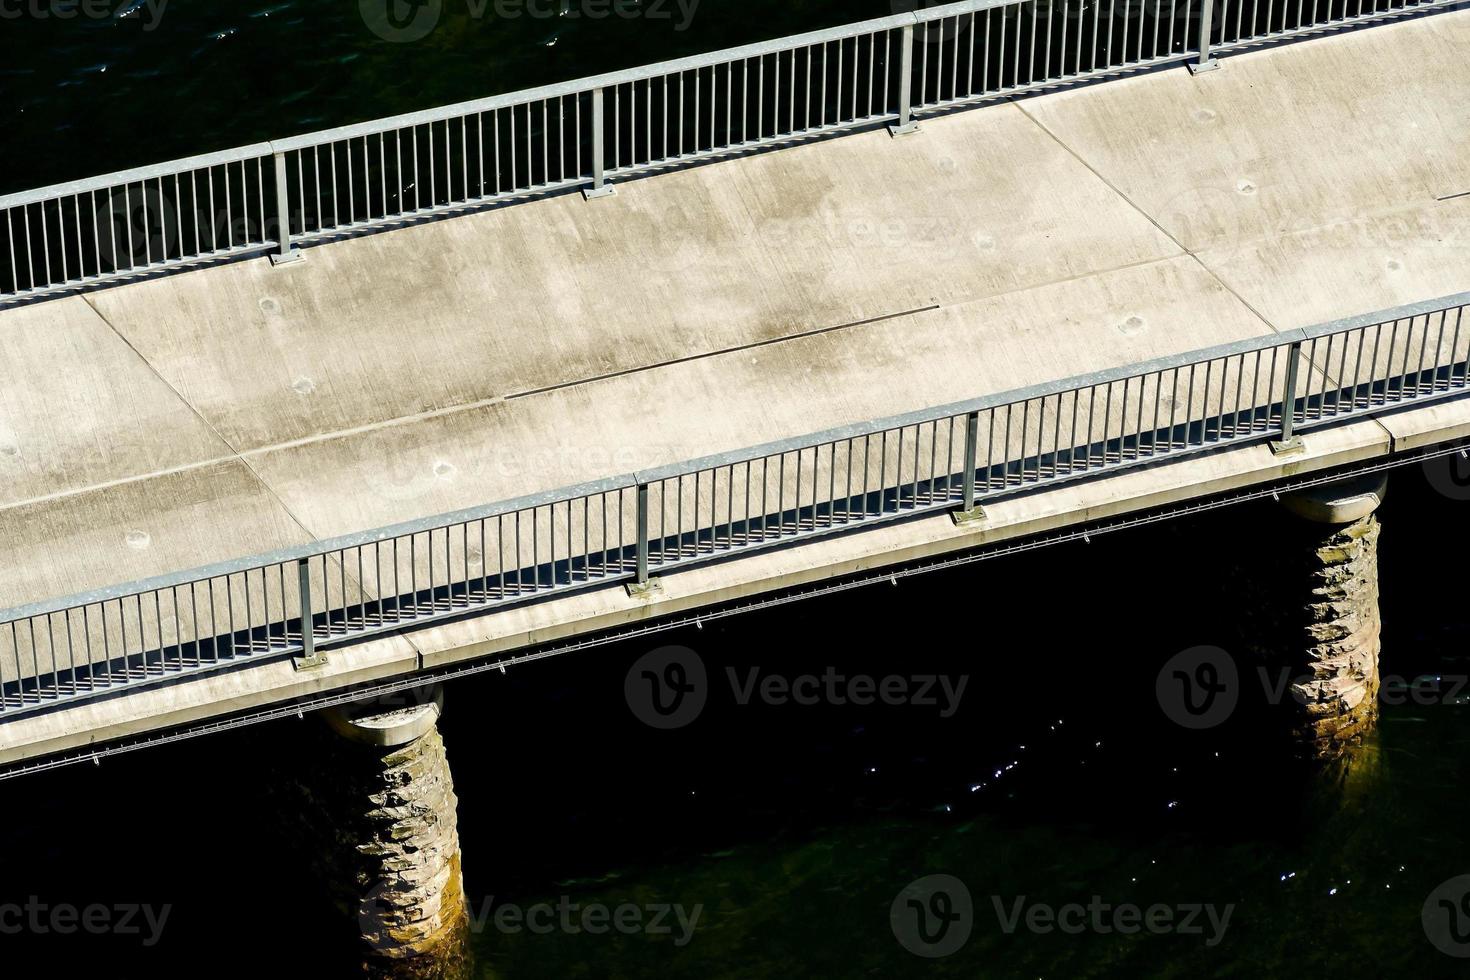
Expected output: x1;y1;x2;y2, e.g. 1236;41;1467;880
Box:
2;11;1469;766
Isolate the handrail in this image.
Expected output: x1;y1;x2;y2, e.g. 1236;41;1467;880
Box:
3;0;1461;300
3;290;1467;715
639;291;1470;483
0;474;640;625
270;7;934;152
3;288;1467;628
2;0;1467;714
0;2;982;208
0;144;276;212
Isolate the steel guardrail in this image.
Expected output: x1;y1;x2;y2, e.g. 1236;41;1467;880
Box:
2;0;1462;302
3;291;1467;716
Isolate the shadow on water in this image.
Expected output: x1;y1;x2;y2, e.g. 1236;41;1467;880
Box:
2;460;1468;976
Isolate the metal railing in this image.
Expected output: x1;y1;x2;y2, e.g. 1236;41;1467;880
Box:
2;0;1462;301
0;145;279;300
2;291;1467;717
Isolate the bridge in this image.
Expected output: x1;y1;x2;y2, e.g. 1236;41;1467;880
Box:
2;0;1468;966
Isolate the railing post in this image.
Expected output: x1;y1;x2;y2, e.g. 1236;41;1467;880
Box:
1189;0;1220;74
1270;341;1305;456
270;150;303;265
293;557;327;669
953;411;987;526
888;23;920;137
627;481;660;597
584;87;616;200
636;482;649;582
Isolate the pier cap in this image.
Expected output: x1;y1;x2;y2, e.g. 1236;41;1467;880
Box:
1281;473;1387;524
322;685;444;747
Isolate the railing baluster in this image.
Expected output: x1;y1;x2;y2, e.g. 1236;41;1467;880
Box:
293;557;326;669
1271;340;1305;455
890;23;920;136
585;87;615;200
270;150;302;265
1192;0;1221;72
954;410;986;525
629;481;655;595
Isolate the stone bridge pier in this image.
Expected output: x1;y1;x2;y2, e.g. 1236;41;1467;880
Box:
1269;473;1387;761
310;686;471;978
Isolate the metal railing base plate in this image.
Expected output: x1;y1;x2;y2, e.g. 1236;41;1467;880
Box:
1187;58;1221;75
951;506;990;527
269;249;304;267
292;652;329;671
1269;436;1306;457
887;121;921;138
626;579;664;599
582;184;617;201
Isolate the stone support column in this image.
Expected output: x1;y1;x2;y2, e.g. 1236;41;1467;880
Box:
1273;473;1386;760
317;687;471;978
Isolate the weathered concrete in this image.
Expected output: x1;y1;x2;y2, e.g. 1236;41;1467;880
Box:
1;14;1468;762
1021;19;1470;327
310;688;470;979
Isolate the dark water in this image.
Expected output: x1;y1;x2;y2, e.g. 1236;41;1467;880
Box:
0;0;899;195
3;460;1469;977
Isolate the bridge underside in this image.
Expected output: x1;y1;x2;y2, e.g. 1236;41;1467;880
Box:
2;12;1468;765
